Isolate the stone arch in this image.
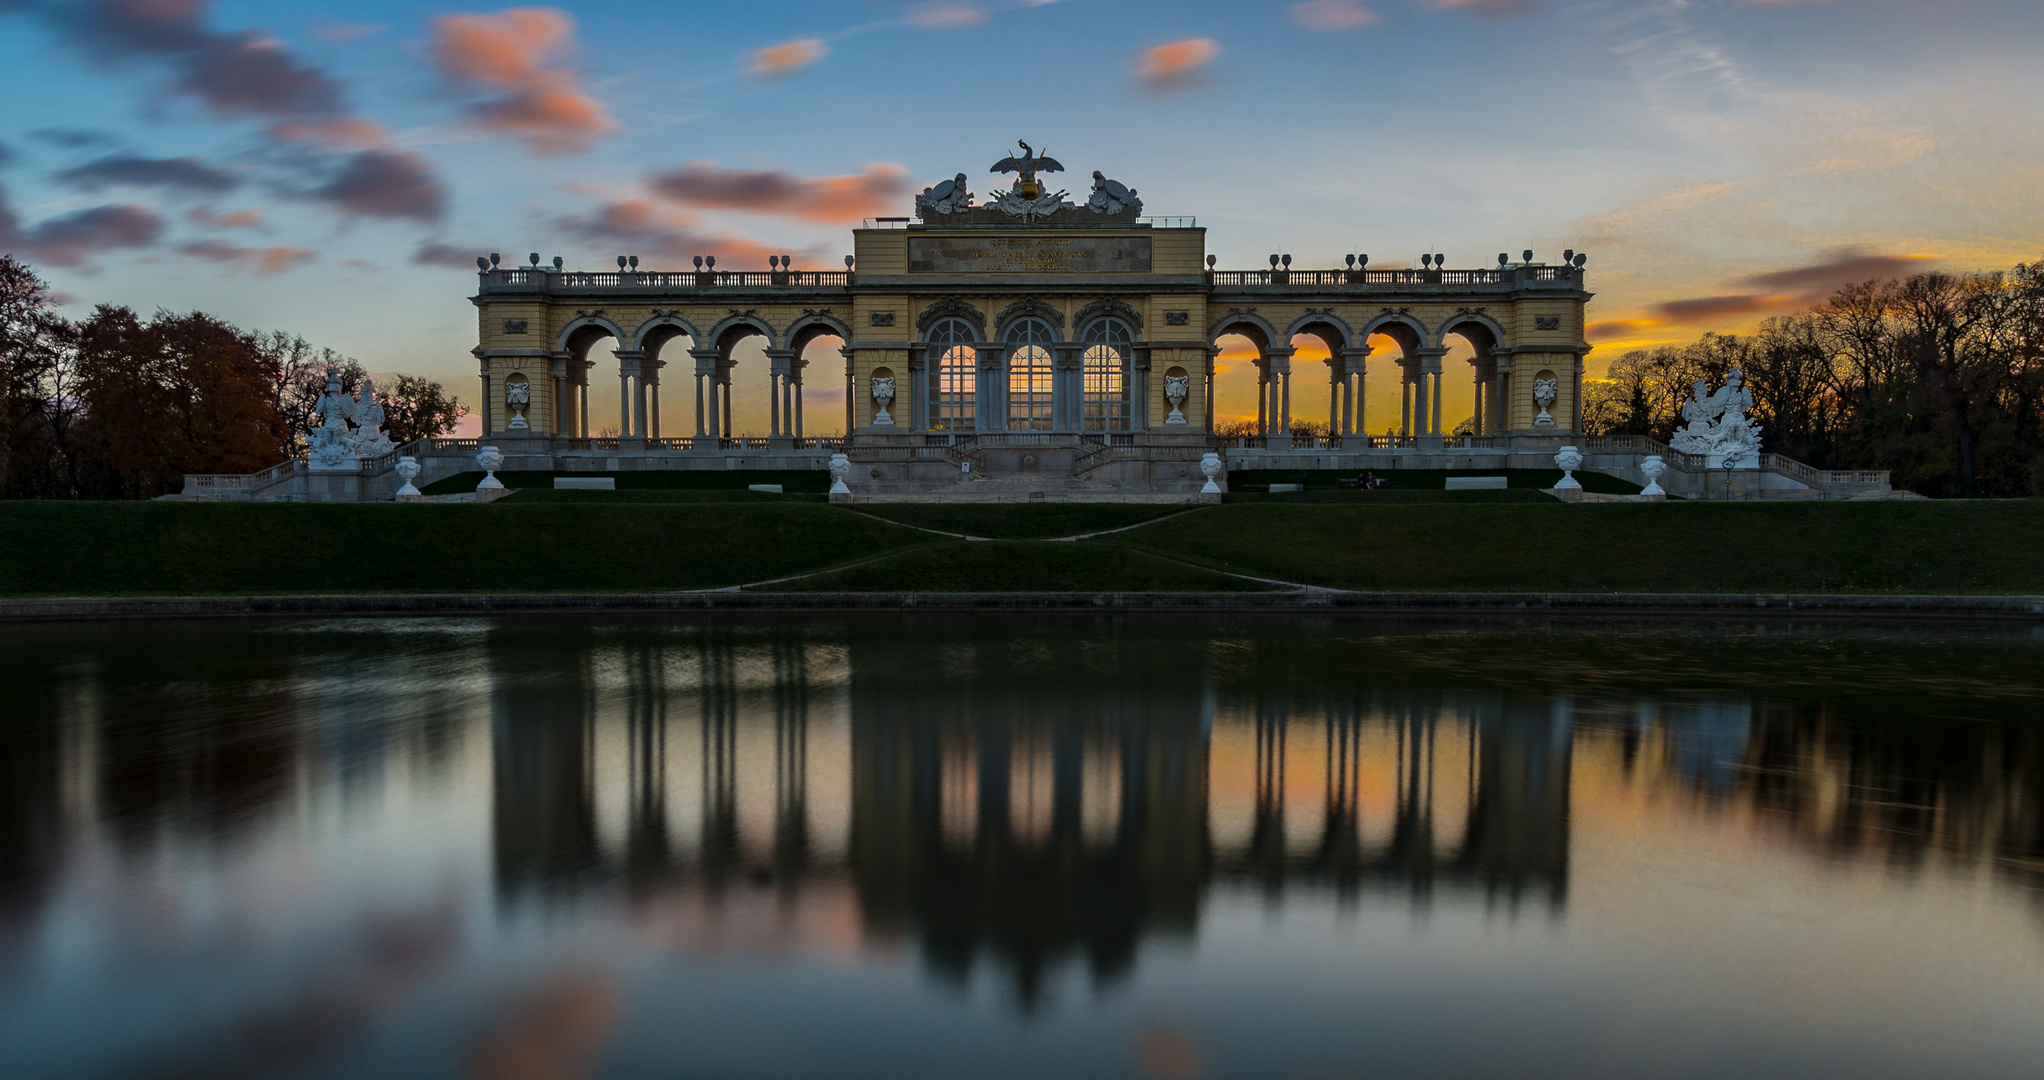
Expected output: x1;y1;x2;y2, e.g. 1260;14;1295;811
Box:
557;313;625;356
1438;311;1508;435
1358;311;1429;354
1207;309;1278;352
995;297;1066;340
784;310;853;353
1436;310;1506;351
631;313;702;353
709;311;777;352
1075;296;1143;334
1285;308;1353;352
1208;310;1283;435
917;296;986;335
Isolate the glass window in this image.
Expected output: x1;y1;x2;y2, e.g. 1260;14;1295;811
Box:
1081;318;1133;431
927;317;976;431
1004;318;1055;431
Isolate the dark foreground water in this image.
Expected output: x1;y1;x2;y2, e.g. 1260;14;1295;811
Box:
2;615;2042;1080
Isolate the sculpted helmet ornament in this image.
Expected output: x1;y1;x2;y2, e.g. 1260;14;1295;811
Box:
915;173;974;217
1087;171;1142;216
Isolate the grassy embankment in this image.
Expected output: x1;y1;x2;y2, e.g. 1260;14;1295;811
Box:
1;498;2039;596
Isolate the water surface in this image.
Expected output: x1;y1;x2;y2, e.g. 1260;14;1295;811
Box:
2;614;2041;1079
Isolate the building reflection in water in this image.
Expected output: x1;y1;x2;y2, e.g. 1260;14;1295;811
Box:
5;616;2043;1039
471;618;2044;1006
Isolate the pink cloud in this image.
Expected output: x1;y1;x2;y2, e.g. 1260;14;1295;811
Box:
188;207;264;228
1290;1;1377;30
431;8;617;155
750;38;828;77
556;198;781;266
178;240;315;274
907;3;988;28
649;163;908;224
1135;38;1219;93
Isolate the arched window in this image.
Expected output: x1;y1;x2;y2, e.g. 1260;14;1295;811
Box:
1004;317;1055;431
1081;318;1133;431
927;317;976;432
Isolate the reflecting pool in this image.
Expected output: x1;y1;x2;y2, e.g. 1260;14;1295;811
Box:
2;615;2042;1079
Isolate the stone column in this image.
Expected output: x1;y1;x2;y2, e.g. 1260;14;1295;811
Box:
1493;363;1510;435
842;346;856;435
479;362;493;435
578;360;591;437
1256;368;1268;436
1573;358;1586;434
647;359;662;441
1053;344;1083;433
765;348;795;446
792;358;805;440
977;343;1005;434
1399;365;1412;439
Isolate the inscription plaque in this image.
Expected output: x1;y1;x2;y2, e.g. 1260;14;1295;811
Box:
908;235;1152;274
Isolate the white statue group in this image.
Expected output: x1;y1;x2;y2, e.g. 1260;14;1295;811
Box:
1672;369;1762;468
308;368;394;470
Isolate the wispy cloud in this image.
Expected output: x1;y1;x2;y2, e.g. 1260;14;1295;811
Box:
749;38;829;77
1290;1;1377;30
56;154;239;195
1135;38;1219;94
431;8;617;156
906;3;988;28
302;150;446;222
555;197;781;265
177;239;314;274
52;0;346;120
649;163;907;224
0;186;163;266
188;207;263;228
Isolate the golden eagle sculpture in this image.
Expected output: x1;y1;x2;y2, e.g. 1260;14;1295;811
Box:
990;141;1065;201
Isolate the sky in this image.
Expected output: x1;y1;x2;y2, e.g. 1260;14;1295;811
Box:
3;0;2042;436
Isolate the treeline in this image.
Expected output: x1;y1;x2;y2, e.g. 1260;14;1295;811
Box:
0;255;466;500
1585;260;2044;497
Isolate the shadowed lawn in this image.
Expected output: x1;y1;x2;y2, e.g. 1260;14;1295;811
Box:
1103;500;2044;594
0;502;921;596
752;540;1272;592
851;503;1190;539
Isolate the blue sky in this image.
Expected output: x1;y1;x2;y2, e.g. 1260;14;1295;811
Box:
3;0;2042;432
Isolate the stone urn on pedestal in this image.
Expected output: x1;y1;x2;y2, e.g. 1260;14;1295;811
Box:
394;456;422;500
1639;454;1667;499
475;446;505;493
1553;445;1584;498
870;376;896;427
1163;374;1190;425
1532;378;1560;428
1199;452;1225;495
828;452;851;499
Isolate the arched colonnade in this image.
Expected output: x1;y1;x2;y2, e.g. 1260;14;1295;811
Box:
1207;309;1515;438
547;311;853;439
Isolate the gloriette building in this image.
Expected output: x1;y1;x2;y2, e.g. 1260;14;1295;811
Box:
183;143;1892;501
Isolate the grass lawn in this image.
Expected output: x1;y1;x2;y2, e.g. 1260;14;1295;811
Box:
1102;500;2044;594
0;502;920;595
752;540;1271;592
850;503;1190;539
2;499;2038;597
